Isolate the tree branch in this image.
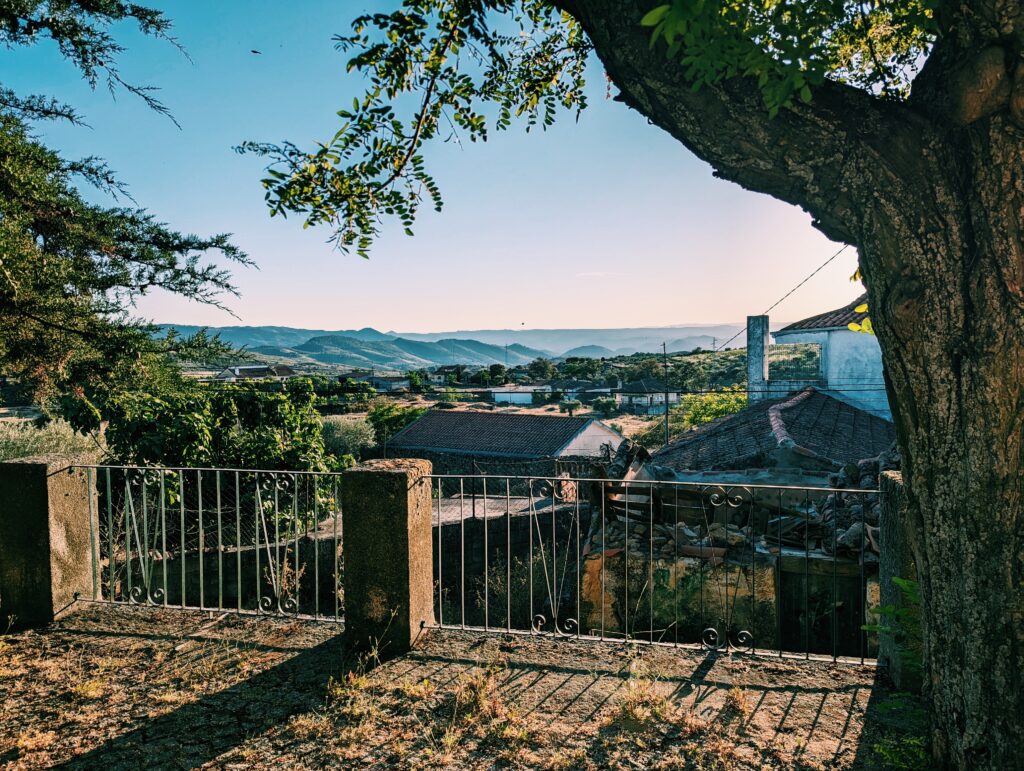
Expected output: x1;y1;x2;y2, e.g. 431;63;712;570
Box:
557;0;941;249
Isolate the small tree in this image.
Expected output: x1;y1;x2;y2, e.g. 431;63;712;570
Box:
527;358;556;381
366;401;426;445
592;396;617;418
636;387;747;449
321;415;375;461
406;370;425;392
559;399;582;417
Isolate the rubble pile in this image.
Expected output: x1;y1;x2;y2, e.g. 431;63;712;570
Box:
589;516;746;560
587;440;901;565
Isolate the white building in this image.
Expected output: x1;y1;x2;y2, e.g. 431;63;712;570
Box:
488;384;551;405
747;294;891;420
214;365;296;382
614;379;681;415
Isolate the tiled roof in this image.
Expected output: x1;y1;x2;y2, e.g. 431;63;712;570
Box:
388;410;594;458
549;379;595;390
221;365;296;378
617;379;672;393
777;294;868;333
652;388;894;471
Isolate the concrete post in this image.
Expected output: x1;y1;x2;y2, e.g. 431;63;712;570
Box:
746;315;770;401
0;457;98;627
341;458;434;657
879;470;922;691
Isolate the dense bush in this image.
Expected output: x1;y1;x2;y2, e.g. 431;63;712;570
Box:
637;387;748;449
68;378;340;471
321;415;375;461
367;401;426;444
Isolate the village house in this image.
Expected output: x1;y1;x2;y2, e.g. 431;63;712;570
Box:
385;410;623;476
613;379;681;415
547;379;596;400
213;364;296;381
427;365;464;385
340;369;410;392
748;294;891;419
487;384;551;405
364;375;410;392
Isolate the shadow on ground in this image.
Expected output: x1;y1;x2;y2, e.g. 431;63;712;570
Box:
0;606;927;769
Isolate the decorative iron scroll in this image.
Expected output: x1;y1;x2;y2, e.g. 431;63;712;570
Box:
701;627;755;653
532;614;579;638
702;485;751;509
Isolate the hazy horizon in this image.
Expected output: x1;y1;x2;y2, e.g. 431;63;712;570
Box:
3;1;863;330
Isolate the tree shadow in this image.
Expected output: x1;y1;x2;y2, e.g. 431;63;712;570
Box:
57;629;351;769
848;667;928;770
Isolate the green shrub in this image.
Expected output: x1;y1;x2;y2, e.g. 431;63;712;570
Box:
637;386;747;449
367;400;426;444
322;415;375;460
0;419;101;462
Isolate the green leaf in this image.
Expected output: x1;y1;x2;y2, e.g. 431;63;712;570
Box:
640;5;671;27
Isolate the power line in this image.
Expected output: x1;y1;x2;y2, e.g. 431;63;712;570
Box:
714;243;852;352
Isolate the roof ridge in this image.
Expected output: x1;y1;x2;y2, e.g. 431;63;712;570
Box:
768;388;814;447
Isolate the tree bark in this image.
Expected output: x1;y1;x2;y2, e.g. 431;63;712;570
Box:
559;1;1024;767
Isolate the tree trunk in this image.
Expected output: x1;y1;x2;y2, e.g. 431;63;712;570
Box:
559;1;1024;766
864;121;1024;769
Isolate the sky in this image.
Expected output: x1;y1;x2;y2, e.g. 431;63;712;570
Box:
2;1;863;333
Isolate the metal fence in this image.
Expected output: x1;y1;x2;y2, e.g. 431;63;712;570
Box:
768;342;823;381
427;474;880;663
77;466;344;621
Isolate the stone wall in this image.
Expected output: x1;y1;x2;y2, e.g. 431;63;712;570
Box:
878;471;921;690
368;447;601;481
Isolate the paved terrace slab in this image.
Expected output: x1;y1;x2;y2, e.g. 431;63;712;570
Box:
433;496;579;525
0;605;924;769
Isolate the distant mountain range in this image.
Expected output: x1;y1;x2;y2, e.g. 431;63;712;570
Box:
160;322;788;372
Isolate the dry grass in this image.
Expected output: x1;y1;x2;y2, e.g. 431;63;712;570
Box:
0;606;924;770
70;678;106;700
724;686;753;720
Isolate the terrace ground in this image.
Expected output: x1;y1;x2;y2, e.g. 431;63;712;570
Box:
0;605;926;769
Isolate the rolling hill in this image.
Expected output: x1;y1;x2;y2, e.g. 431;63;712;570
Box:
162;321;792;371
243;334;549;371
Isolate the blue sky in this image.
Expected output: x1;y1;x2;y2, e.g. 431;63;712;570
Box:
3;1;862;332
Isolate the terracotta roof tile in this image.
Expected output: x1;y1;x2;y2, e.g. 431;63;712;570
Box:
389;410;596;458
777;294;868;333
651;388;894;471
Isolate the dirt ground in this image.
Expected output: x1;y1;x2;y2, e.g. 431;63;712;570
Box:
0;605;926;769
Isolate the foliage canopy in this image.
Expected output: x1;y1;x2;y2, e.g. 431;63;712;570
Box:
242;0;935;252
0;2;246;414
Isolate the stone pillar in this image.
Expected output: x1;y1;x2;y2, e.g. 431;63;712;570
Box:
0;457;98;627
341;458;434;657
746;315;770;401
879;470;922;691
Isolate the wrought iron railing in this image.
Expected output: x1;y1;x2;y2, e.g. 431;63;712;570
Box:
427;474;880;663
77;466;344;621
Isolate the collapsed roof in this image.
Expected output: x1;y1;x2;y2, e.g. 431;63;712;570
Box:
652;387;895;472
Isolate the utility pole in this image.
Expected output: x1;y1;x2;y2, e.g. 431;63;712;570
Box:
662;342;670;446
